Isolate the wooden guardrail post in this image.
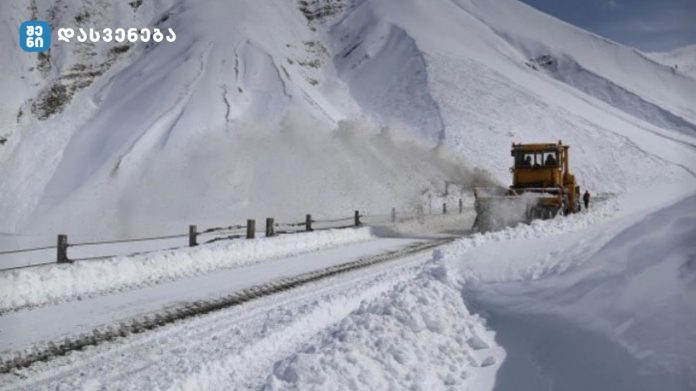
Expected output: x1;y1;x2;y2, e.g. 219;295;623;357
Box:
266;218;275;237
189;225;198;247
305;214;313;231
459;198;463;214
443;203;447;214
57;234;69;264
246;219;255;239
391;207;396;223
354;210;361;226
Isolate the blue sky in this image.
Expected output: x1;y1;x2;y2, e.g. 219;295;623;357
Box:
519;0;696;52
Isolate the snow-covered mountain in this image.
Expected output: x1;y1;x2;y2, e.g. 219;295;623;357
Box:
649;45;696;80
1;0;694;239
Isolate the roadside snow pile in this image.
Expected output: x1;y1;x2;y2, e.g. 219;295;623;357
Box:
0;228;373;312
446;194;696;390
441;195;619;259
262;259;503;391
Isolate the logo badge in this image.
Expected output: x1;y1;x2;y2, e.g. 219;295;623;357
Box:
20;20;52;52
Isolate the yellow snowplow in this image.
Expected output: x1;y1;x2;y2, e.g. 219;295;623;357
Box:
473;141;581;231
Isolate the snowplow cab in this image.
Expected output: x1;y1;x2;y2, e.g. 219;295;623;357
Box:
473;141;581;231
512;142;565;189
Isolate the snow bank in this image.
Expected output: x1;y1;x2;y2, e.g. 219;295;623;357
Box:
443;195;619;257
441;193;696;389
0;228;373;312
262;259;503;391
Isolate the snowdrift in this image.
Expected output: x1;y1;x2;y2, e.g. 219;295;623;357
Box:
263;260;503;390
448;194;696;390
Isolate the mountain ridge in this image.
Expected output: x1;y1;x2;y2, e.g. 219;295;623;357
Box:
0;0;694;239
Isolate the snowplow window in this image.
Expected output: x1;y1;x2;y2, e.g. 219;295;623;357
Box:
543;152;558;166
515;153;535;167
515;151;559;168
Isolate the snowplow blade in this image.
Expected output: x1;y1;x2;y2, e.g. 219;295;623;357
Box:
473;196;528;232
473;189;562;232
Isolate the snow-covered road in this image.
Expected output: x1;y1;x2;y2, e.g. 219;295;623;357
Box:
1;189;694;390
1;234;494;390
0;237;422;355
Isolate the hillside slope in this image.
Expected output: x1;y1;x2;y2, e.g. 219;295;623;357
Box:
649;45;696;80
0;0;694;240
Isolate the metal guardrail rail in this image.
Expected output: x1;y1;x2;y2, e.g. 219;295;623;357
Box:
0;201;470;271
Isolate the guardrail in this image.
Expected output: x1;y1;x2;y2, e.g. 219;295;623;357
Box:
0;200;469;272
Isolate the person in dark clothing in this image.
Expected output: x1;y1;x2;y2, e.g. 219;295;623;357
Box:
583;190;590;209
